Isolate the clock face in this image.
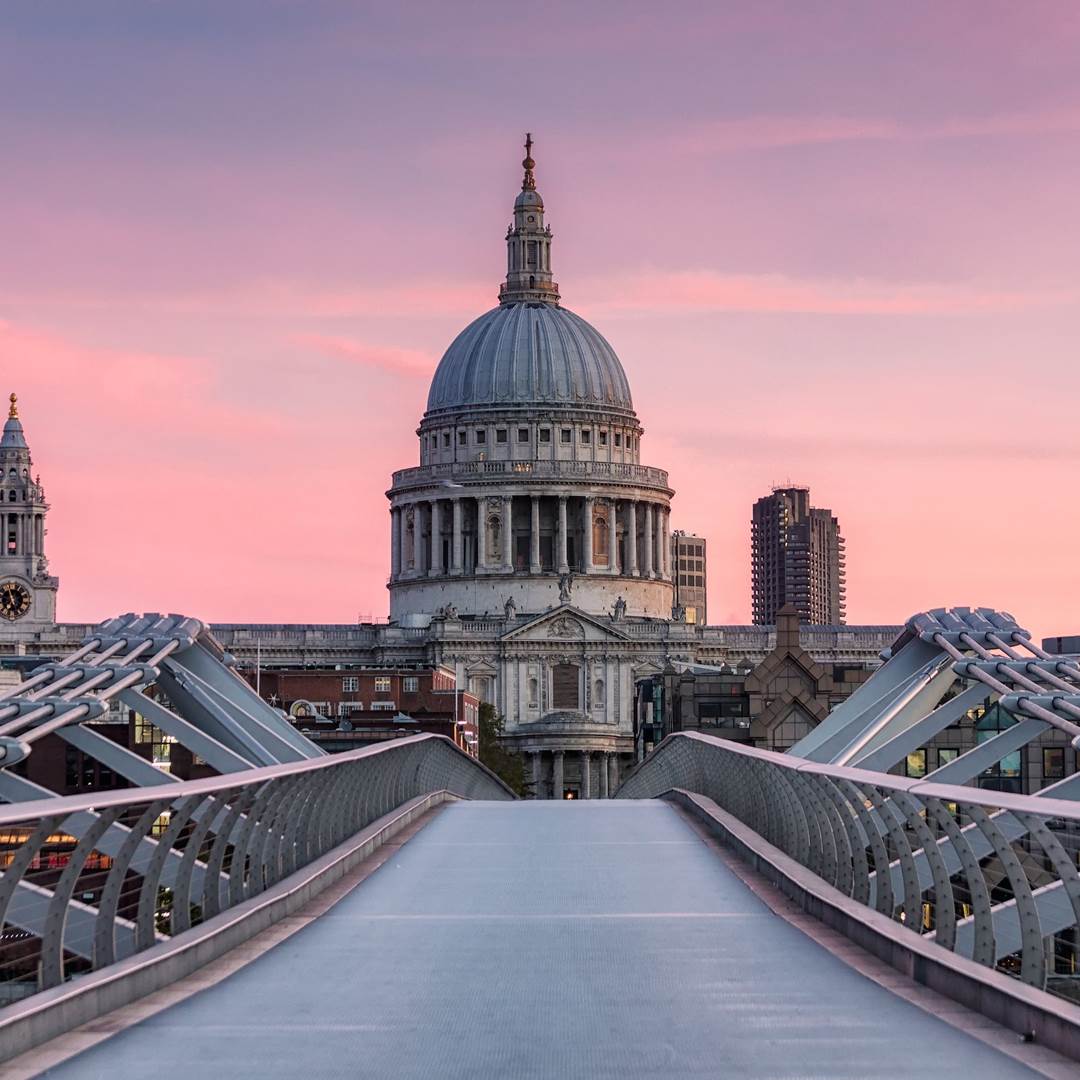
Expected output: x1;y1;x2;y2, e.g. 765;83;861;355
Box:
0;581;31;621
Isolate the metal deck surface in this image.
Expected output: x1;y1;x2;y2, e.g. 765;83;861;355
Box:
43;801;1036;1078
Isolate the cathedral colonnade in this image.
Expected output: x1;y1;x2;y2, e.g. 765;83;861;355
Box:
527;747;620;800
388;493;671;582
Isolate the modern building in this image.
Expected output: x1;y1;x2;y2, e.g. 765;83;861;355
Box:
671;531;706;624
1;139;904;799
751;485;846;625
243;665;480;756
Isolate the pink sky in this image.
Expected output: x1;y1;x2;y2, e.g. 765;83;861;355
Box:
3;3;1079;639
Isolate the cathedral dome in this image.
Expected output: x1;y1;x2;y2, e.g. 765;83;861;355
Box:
425;302;634;416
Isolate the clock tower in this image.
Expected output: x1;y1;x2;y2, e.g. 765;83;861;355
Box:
0;394;58;647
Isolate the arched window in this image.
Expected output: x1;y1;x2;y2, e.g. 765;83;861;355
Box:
593;678;605;707
528;677;538;706
7;490;14;502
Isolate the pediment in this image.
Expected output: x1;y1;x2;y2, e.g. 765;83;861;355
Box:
501;605;630;644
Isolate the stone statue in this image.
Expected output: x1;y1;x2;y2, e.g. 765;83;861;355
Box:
612;595;627;621
504;596;517;621
558;574;573;604
444;603;458;620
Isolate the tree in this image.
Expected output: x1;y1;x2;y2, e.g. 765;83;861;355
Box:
477;702;530;797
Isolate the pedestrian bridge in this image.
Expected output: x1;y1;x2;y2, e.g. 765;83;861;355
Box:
3;608;1080;1074
8;800;1058;1078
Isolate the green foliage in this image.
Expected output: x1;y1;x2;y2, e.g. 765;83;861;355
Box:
477;702;530;797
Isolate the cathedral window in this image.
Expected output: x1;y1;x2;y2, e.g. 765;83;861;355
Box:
458;431;467;446
517;428;529;443
475;429;486;444
599;431;608;446
443;432;450;447
496;429;507;443
552;664;580;710
560;428;572;444
527;240;538;269
539;428;551;443
6;490;13;502
581;430;591;445
614;433;622;447
528;677;538;706
593;679;605;707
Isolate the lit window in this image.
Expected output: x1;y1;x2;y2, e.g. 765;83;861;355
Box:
374;677;391;694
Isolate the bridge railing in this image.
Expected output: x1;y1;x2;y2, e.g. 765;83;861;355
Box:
0;733;511;1006
618;731;1080;1001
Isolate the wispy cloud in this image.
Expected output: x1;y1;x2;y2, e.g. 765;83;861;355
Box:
575;270;1076;316
294;333;434;377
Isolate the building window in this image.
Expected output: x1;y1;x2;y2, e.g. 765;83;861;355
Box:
581;430;591;444
458;431;467;446
342;676;359;692
496;429;507;443
517;428;529;443
1044;748;1066;779
475;429;486;444
443;432;450;447
371;701;396;711
374;676;392;694
560;428;572;444
938;748;959;768
905;749;927;778
403;676;419;693
552;664;580;709
539;428;551;443
528;677;538;706
614;433;622;447
599;430;608;446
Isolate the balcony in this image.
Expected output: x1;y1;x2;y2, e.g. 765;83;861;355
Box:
390;459;671;492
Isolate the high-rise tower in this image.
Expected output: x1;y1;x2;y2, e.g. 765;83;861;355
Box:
751;486;845;625
0;394;59;644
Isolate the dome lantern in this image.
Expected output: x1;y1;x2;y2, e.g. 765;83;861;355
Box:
499;133;560;306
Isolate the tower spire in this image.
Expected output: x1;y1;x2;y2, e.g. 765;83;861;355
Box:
522;133;536;191
499;134;560;305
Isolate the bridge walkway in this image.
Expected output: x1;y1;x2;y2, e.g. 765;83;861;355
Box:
41;801;1039;1078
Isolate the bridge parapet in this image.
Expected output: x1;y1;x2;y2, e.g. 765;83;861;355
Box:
0;732;511;1052
619;731;1080;1006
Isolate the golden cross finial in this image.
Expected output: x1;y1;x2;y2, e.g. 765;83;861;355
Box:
7;393;17;419
522;132;536;191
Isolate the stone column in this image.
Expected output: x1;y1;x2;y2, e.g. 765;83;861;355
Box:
557;495;569;575
502;494;514;570
643;502;654;578
413;502;425;575
662;508;671;580
390;508;401;579
627;500;639;576
476;497;487;569
429;500;442;576
599;754;610;799
399;507;410;576
611;502;621;575
656;505;665;583
608;754;619;795
581;751;592;799
531;750;543;799
583;496;594;572
451;498;463;575
529;495;541;573
552;750;564;800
